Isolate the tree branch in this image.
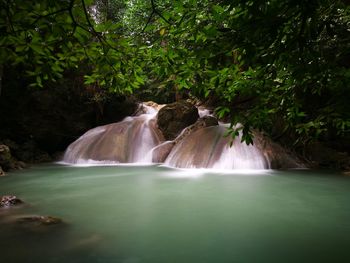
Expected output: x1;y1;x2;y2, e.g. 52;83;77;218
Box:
31;7;71;26
142;10;155;33
151;0;171;25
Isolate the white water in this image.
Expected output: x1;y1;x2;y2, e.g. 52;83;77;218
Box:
62;104;269;169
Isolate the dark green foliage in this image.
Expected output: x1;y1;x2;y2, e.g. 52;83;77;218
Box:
1;0;349;148
0;0;144;93
132;0;350;146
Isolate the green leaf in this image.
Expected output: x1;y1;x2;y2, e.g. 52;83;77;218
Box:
29;44;45;55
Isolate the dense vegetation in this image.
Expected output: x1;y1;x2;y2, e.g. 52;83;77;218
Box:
1;0;349;151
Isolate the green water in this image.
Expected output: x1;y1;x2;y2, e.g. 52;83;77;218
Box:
1;164;350;263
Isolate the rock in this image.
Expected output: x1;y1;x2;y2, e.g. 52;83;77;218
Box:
16;215;63;226
0;166;4;176
144;101;164;111
157;101;199;140
0;143;27;171
8;215;65;234
135;101;165;115
152;141;175;163
197;115;219;127
254;133;306;169
0;144;13;170
174;116;219;144
0;195;23;207
15;161;27;169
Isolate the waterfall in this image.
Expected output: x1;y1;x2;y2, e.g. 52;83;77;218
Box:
62;104;269;169
62;105;162;164
164;125;268;169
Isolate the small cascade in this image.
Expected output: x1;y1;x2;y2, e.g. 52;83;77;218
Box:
62;105;162;164
62;103;271;169
164;125;268;169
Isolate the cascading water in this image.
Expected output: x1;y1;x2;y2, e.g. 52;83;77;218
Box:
62;104;269;169
62;105;162;164
164;125;268;169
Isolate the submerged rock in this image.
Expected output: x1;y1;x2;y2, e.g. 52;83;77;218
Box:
157;101;199;140
3;215;66;234
0;195;23;208
16;215;63;226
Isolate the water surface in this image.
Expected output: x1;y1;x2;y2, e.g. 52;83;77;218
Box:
1;165;349;262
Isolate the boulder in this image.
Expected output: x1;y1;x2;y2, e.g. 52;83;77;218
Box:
254;133;306;169
156;101;199;140
0;144;18;171
0;143;27;171
0;195;23;207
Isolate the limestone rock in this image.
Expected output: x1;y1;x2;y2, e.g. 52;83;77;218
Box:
156;101;199;140
152;141;175;163
174;116;219;144
254;134;306;169
0;195;23;207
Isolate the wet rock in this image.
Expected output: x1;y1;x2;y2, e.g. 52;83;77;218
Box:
0;144;13;170
254;133;306;169
157;101;199;140
0;143;26;171
152;141;175;163
152;115;219;162
135;101;165;115
174;116;219;144
16;215;63;226
0;195;23;207
6;215;66;234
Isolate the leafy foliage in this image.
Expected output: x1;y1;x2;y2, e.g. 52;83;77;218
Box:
1;0;349;147
130;0;350;145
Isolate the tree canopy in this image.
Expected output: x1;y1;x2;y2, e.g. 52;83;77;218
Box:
1;0;349;146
